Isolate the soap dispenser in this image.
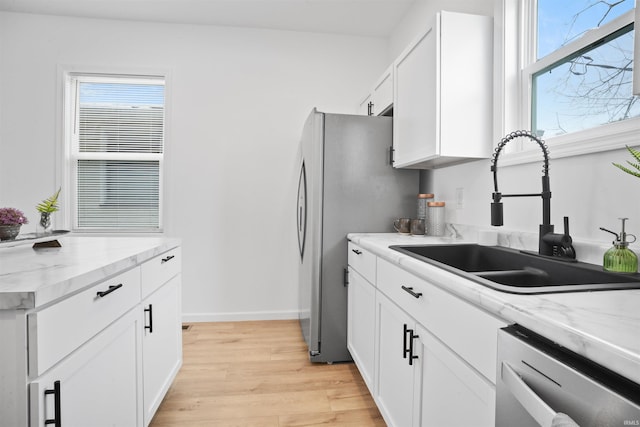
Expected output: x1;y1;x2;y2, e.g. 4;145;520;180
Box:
600;218;638;273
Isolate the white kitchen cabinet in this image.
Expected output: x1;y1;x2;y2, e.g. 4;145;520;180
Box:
29;308;142;427
140;246;182;426
346;241;506;427
392;11;493;169
375;276;497;427
417;324;495;427
347;242;378;393
375;291;418;427
357;65;393;116
357;93;373;116
347;267;376;393
142;275;182;425
377;258;506;383
0;240;182;427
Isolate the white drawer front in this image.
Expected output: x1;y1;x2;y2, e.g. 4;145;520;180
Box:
141;247;182;298
28;267;141;376
377;258;506;383
348;242;376;285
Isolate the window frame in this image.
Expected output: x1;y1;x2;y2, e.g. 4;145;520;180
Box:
60;69;168;233
495;0;638;166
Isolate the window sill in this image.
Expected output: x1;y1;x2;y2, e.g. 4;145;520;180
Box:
497;118;640;167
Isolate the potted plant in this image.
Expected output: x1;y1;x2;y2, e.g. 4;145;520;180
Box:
0;207;28;241
36;188;61;234
613;146;640;178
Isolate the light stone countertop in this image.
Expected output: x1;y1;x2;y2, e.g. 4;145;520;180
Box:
348;232;640;385
0;235;181;310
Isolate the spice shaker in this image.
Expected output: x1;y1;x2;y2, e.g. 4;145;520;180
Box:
427;201;445;236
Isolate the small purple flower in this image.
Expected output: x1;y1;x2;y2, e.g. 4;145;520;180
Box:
0;207;29;225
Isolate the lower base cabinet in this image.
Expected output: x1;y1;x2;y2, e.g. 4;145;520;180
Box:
417;324;495;427
347;267;377;393
30;309;142;427
142;275;183;425
374;292;496;427
24;245;183;427
375;292;417;427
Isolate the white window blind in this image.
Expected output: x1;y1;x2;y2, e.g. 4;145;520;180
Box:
70;75;165;231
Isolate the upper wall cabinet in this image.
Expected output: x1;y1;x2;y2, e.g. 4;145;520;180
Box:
357;65;394;116
392;11;493;169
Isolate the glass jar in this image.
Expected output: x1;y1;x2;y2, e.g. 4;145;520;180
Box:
427;201;445;236
417;193;434;221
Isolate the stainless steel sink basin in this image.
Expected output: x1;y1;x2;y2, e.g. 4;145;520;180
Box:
390;244;640;294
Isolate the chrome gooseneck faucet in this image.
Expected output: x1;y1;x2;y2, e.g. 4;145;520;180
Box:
491;130;576;260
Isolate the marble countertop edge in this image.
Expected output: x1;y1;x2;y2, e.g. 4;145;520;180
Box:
0;236;181;310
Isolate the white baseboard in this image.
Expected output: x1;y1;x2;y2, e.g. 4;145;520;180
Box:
182;310;299;323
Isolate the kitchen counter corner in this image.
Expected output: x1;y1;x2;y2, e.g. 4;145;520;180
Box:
0;235;181;309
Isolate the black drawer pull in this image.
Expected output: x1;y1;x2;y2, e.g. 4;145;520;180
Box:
96;283;123;298
144;304;154;333
351;249;362;255
44;380;61;427
161;255;175;263
401;285;422;298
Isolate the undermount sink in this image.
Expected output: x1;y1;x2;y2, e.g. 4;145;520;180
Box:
390;244;640;294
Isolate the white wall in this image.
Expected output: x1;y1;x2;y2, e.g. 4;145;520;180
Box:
0;12;389;320
390;0;640;247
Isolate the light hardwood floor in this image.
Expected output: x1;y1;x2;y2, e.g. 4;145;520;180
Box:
150;320;385;427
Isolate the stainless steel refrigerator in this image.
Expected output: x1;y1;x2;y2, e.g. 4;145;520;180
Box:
296;108;418;363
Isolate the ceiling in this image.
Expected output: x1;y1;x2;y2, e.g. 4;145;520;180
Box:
0;0;416;37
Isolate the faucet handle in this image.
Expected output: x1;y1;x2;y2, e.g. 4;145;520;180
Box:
563;216;571;238
561;216;576;259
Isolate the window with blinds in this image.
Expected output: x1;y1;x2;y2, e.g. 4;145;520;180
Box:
69;75;165;231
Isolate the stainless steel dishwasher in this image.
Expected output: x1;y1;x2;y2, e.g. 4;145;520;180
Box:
496;324;640;426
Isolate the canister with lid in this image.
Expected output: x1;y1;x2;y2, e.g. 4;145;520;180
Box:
427;201;446;236
417;193;434;221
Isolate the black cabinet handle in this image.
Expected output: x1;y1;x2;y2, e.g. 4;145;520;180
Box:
161;255;175;263
403;324;411;359
144;304;153;333
408;330;419;366
44;380;61;427
401;285;422;299
351;249;362;255
96;283;122;298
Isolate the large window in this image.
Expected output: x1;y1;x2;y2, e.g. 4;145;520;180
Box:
497;0;638;164
66;74;165;232
528;0;637;137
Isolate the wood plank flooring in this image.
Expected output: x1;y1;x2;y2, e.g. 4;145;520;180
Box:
149;320;385;427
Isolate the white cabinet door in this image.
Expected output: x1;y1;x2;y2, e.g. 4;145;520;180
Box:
142;275;182;426
375;292;417;427
29;309;141;427
371;66;393;116
356;65;393;116
392;11;493;169
393;21;437;167
347;267;376;392
416;324;495;427
358;93;373;115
